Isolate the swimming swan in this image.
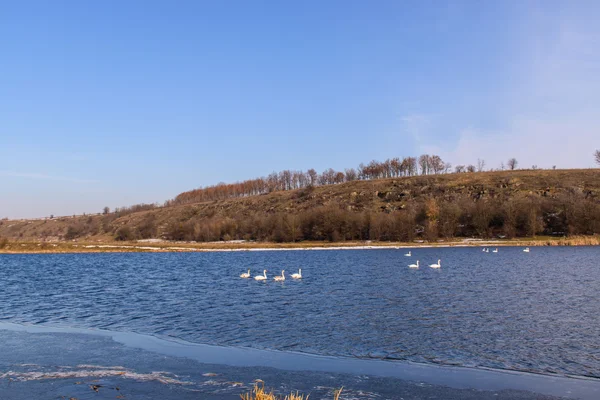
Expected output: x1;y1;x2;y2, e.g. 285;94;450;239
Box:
430;259;441;269
492;248;498;253
240;269;251;278
409;260;419;268
291;269;302;279
254;270;267;281
523;247;530;253
274;270;285;281
405;251;411;257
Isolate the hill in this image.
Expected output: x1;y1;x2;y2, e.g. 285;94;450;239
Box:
1;169;599;245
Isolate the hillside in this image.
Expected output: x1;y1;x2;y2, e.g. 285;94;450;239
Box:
1;169;600;244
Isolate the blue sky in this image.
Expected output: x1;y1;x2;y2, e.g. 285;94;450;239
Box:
1;1;599;218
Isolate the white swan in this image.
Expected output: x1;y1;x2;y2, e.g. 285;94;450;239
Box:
240;269;251;278
409;260;419;269
523;247;530;253
430;259;441;269
485;248;489;253
405;251;411;257
254;270;267;281
291;269;302;279
492;248;498;253
482;248;486;252
274;270;285;281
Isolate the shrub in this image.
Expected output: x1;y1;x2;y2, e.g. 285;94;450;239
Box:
114;226;136;241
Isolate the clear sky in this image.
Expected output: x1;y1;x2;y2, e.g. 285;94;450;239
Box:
1;1;599;218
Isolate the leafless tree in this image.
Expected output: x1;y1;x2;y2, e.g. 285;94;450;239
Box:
595;150;600;166
466;165;476;173
390;158;401;177
507;158;518;170
477;159;486;172
430;155;445;174
103;207;110;215
455;165;465;173
418;154;430;175
307;169;318;187
345;168;357;181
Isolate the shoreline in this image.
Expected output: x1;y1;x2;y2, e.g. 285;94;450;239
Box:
0;236;599;254
1;321;599;400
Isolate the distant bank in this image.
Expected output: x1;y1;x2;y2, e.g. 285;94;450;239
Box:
0;236;599;254
2;169;599;247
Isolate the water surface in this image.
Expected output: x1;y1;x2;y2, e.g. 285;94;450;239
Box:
1;247;599;379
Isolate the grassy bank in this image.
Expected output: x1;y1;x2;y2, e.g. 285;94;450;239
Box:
0;235;598;254
2;170;600;246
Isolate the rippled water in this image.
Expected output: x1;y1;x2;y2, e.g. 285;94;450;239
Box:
1;247;599;378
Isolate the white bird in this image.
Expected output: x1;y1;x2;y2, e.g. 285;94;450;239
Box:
492;248;498;253
409;260;419;269
274;270;285;281
482;248;486;252
291;269;302;279
405;251;411;257
523;247;530;253
485;248;489;253
430;259;441;269
254;270;267;281
240;269;251;278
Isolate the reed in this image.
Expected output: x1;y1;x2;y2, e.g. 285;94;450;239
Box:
241;382;343;400
333;387;343;400
240;381;277;400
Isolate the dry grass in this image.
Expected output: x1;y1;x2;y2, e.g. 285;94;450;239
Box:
240;382;310;400
2;169;600;245
240;382;341;400
333;387;343;400
240;381;277;400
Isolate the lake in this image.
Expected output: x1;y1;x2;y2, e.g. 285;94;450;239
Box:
1;247;600;398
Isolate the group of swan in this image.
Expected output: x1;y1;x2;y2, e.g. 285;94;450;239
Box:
481;247;530;253
240;269;302;281
408;259;441;269
405;251;441;269
481;248;499;253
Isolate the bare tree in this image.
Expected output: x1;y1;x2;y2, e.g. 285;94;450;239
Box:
429;155;445;174
500;161;505;171
466;165;476;173
103;207;110;215
307;169;318;187
418;154;430;175
507;158;518;170
344;168;357;181
477;159;486;172
595;150;600;166
455;165;465;173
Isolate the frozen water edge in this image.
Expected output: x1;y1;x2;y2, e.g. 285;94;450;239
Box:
0;322;599;399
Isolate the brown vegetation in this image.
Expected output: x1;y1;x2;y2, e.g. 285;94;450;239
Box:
1;169;599;245
168;155;443;206
240;381;341;400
